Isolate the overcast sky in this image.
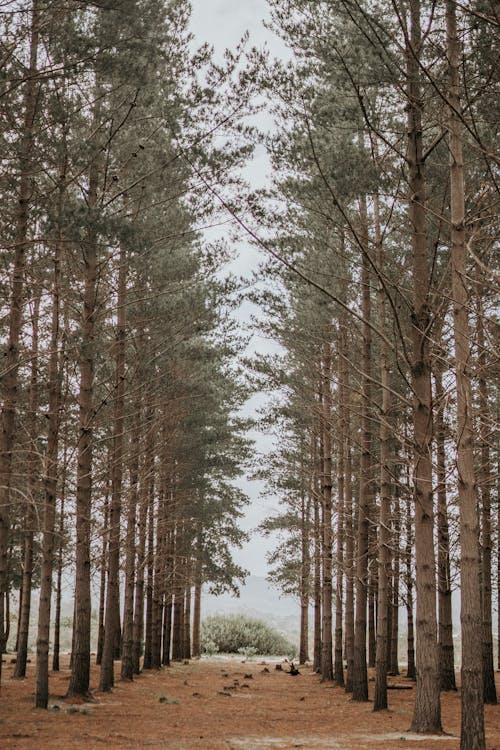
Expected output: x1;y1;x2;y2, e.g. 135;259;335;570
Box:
189;2;286;578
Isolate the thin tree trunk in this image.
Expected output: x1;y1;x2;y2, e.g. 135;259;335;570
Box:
374;190;391;711
353;195;372;702
35;206;66;707
67;120;101;699
300;490;310;665
14;294;40;679
476;296;497;704
406;0;442;731
390;497;400;676
191;555;202;659
334;325;347;685
142;477;155;670
320;341;333;682
96;486;110;667
0;0;41;683
163;593;172;665
446;3;485;746
344;383;355;694
434;369;456;691
183;581;191;660
313;481;322;673
405;485;416;681
52;458;66;674
121;418;140;681
133;414;153;674
100;246;127;692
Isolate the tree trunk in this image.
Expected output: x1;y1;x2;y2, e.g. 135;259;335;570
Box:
320;341;334;682
100;246;127;692
446;3;485;746
34;244;63;707
405;486;416;681
0;0;41;684
344;395;355;694
476;296;497;704
14;293;40;679
143;479;155;670
353;195;372;702
191;556;202;659
96;486;110;667
300;491;310;665
406;0;442;731
121;419;140;681
390;497;400;677
133;415;153;674
434;369;456;691
67;124;101;699
374;190;391;711
163;594;172;665
313;484;322;673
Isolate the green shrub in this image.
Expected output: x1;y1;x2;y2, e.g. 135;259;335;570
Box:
200;614;297;658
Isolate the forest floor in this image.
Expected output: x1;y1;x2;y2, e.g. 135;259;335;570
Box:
0;656;499;750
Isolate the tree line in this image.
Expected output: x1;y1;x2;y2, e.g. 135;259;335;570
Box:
0;0;251;710
249;2;498;750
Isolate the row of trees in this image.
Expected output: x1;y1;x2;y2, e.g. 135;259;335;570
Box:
1;0;251;709
252;2;498;750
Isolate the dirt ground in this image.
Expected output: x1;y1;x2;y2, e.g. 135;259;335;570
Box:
0;656;499;750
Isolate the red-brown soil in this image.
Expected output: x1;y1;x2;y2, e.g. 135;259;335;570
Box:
0;657;499;749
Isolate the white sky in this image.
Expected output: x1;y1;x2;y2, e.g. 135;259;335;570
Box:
190;1;286;578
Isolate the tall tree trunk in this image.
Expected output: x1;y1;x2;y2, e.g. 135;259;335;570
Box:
35;204;65;707
183;580;191;660
406;0;442;731
0;0;41;683
334;324;347;686
143;476;155;670
344;389;355;694
133;413;153;674
14;293;40;679
100;246;127;692
300;490;310;665
434;369;456;691
191;552;202;659
389;496;400;676
96;485;110;667
121;417;140;681
374;190;391;711
405;483;416;681
67;120;101;698
446;3;485;746
52;449;66;674
162;593;172;666
313;483;322;673
320;340;334;682
476;296;497;704
353;196;372;702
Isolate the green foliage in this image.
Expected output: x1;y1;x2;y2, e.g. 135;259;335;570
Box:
200;614;297;658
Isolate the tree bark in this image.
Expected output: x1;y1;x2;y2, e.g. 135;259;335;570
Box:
14;293;40;679
100;245;127;692
67;119;101;698
121;417;140;680
353;196;372;702
406;0;442;731
476;295;497;704
0;0;41;683
374;190;391;711
320;340;334;682
446;2;485;746
434;369;456;691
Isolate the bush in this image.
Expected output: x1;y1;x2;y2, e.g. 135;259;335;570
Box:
200;614;297;658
